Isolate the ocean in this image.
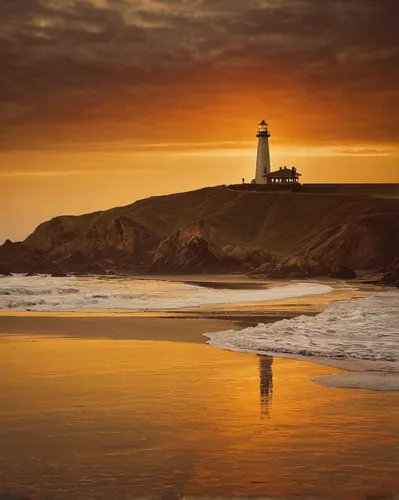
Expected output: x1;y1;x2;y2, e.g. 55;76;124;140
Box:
0;274;332;312
1;275;398;369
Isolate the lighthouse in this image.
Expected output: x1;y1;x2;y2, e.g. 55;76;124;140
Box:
255;120;271;184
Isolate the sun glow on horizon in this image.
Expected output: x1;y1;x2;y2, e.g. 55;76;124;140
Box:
0;140;397;245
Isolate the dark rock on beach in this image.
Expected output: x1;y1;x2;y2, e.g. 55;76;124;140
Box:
0;265;12;276
329;265;357;280
382;258;399;285
251;257;330;279
50;268;68;278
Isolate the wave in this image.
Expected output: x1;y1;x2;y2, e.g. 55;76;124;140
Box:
0;275;332;311
205;292;399;369
0;287;80;296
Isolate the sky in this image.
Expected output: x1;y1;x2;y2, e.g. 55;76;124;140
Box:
1;0;398;242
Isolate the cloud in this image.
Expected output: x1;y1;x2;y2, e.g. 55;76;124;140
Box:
0;0;398;150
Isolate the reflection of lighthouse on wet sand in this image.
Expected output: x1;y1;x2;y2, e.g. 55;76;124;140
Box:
258;356;274;419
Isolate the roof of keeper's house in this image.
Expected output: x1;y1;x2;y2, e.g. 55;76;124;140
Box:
265;167;302;178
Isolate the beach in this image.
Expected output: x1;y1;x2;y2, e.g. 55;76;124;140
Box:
0;278;356;337
1;328;399;499
1;276;399;499
0;316;237;343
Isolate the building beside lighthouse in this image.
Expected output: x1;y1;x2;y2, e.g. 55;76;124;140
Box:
265;166;301;184
228;120;396;196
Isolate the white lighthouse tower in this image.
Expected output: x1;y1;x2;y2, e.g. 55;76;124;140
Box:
255;120;271;184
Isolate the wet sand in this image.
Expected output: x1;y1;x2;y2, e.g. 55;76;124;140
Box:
1;278;399;498
0;278;350;340
0;316;239;343
1;333;399;499
2;311;399;393
1;278;394;391
0;280;362;344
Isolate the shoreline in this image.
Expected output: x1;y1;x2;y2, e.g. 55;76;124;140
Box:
1;277;397;391
0;316;239;343
2;313;398;392
0;275;369;318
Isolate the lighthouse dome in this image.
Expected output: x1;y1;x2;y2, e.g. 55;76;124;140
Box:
257;120;270;138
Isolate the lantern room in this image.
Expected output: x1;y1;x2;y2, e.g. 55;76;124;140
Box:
257;120;271;138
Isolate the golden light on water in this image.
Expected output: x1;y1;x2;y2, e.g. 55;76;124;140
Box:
1;334;399;498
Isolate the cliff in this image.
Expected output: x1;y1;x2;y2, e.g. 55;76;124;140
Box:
1;186;398;278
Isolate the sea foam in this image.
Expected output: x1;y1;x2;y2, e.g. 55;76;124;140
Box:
0;275;332;311
205;291;399;369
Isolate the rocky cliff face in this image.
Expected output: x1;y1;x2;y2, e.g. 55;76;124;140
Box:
49;216;160;272
1;186;398;278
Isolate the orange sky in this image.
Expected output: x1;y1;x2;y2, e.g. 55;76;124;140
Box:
0;0;398;242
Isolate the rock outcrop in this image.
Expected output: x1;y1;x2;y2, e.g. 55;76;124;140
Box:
1;186;398;277
300;213;399;271
0;264;12;276
329;265;357;280
50;269;68;278
382;258;399;285
49;216;160;273
251;257;330;279
223;245;277;268
150;233;240;273
150;223;245;273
